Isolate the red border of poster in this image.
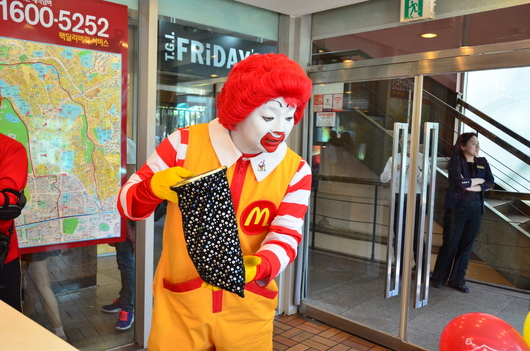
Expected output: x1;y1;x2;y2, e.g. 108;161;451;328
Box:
0;0;129;254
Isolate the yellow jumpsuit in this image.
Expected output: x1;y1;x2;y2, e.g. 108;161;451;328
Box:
148;123;303;350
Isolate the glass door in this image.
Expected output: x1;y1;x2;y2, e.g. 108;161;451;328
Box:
302;69;530;351
304;77;434;344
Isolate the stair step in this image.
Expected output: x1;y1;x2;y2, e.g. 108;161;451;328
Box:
487;198;510;208
498;212;530;224
436;157;450;170
519;219;530;232
493;203;530;223
508;214;530;224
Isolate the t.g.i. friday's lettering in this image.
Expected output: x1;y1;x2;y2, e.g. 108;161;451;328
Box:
163;32;254;69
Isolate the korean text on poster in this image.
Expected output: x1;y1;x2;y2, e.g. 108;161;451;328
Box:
0;0;129;252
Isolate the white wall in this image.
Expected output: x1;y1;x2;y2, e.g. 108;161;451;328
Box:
464;67;530;192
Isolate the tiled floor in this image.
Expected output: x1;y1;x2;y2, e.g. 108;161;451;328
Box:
25;252;392;351
24;246;528;351
303;250;530;351
273;314;390;351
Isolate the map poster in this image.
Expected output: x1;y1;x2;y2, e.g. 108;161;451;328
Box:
0;0;129;253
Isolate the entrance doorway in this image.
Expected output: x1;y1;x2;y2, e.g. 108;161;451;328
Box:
301;62;530;350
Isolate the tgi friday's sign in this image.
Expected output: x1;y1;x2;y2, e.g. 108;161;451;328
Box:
158;20;277;78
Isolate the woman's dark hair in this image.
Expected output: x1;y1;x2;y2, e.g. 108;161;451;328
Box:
453;132;478;156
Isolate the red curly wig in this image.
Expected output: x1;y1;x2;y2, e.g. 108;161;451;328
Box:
217;53;313;130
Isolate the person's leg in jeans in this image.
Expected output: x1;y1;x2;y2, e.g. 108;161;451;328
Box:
102;221;135;330
115;238;135;313
113;236;135;330
0;258;22;311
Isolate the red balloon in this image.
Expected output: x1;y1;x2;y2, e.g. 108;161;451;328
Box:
440;313;530;351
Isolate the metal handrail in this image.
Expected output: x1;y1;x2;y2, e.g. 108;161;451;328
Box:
459;100;530;150
423;89;530;165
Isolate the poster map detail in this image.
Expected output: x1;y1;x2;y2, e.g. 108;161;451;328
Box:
0;36;122;248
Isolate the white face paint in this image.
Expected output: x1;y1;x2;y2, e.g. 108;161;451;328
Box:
230;97;296;154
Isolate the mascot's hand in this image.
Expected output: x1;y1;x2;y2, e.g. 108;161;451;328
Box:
201;281;222;292
244;255;262;283
150;167;194;203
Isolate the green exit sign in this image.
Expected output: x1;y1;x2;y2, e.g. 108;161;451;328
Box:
400;0;435;22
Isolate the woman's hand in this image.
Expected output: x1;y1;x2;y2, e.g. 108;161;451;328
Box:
470;178;485;187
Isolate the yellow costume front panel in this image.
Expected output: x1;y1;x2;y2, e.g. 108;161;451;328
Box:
149;123;301;350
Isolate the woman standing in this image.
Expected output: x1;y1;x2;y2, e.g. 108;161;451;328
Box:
431;133;494;293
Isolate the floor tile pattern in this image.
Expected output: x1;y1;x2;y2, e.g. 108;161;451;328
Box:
25;247;528;351
273;314;391;351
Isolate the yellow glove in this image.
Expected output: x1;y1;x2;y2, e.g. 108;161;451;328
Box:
201;281;222;291
150;167;194;203
244;255;262;283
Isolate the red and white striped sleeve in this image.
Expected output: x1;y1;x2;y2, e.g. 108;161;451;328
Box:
254;159;312;283
117;129;189;220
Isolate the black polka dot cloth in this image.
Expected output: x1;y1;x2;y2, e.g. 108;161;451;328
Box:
171;167;245;298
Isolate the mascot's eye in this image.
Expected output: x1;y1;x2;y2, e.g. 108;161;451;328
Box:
285;117;294;122
262;116;274;122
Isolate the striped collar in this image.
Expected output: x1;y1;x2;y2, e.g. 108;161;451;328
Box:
208;118;288;182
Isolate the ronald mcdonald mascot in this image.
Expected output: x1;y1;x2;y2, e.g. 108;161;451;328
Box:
117;53;313;350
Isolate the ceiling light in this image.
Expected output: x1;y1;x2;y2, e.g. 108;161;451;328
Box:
421;33;437;38
210;74;218;78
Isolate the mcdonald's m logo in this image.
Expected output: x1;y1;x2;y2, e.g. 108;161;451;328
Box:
240;200;277;235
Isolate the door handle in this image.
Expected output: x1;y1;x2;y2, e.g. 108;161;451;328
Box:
385;123;408;298
413;122;439;308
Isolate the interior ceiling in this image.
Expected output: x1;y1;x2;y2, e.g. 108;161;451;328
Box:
234;0;369;17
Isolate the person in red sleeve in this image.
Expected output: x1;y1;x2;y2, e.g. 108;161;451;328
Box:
117;53;312;350
0;132;28;312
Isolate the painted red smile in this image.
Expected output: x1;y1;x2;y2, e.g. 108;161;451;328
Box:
260;132;285;152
